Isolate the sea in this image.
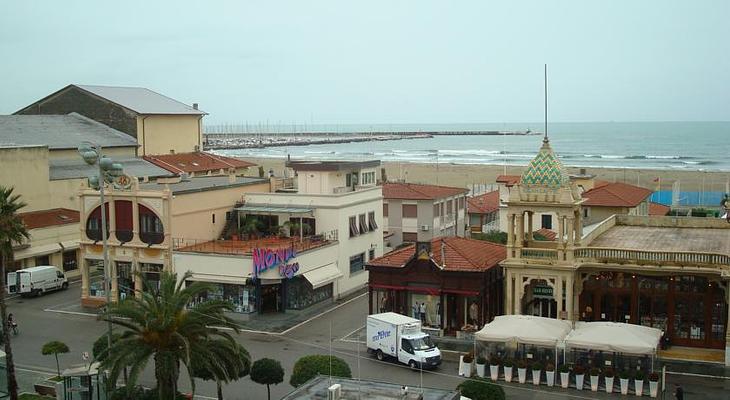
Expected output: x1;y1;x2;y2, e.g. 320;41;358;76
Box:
211;121;730;172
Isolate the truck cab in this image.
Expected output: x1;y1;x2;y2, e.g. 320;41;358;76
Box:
398;332;441;369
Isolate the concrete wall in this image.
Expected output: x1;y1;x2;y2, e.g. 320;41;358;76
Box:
0;146;51;212
136;115;203;156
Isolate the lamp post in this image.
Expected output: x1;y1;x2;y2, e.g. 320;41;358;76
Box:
78;142;125;355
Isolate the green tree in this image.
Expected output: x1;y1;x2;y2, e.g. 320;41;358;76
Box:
190;340;251;400
99;271;239;400
41;341;70;378
251;358;284;400
457;377;506;400
0;186;30;400
472;230;507;244
290;355;351;387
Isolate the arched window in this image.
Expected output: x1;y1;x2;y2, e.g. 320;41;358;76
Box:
114;200;133;243
139;204;164;245
86;203;110;242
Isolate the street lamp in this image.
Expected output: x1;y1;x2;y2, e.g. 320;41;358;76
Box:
77;142;125;357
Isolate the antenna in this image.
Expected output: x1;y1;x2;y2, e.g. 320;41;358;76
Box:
543;64;548;142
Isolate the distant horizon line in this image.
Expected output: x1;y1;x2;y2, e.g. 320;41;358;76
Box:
203;120;730;127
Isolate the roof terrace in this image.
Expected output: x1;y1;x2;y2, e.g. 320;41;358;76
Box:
172;231;337;256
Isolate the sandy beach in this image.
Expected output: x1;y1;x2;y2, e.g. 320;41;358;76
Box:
246;157;730;194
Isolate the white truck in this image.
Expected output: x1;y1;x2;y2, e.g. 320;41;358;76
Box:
7;266;68;297
366;312;442;369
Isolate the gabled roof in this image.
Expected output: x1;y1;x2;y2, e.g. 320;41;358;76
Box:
367;236;505;272
467;190;499;214
19;208;79;230
0;113;138;150
382;182;468;200
581;181;652;208
143;152;256;174
649;202;671;216
496;175;520;187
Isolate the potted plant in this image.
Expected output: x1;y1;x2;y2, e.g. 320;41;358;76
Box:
531;362;542;386
503;359;514;382
649;372;660;398
545;363;555;387
559;364;570;388
589;367;600;391
461;353;473;378
475;356;487;378
604;367;615;394
634;370;645;397
489;356;501;381
516;359;528;383
619;369;631;395
574;365;586;390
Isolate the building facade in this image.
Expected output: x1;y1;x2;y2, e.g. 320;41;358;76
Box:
467;190;499;234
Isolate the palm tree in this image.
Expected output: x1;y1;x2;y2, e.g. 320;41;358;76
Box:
100;271;240;399
0;186;29;400
190;339;251;400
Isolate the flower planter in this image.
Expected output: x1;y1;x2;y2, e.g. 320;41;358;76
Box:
560;372;570;388
649;381;658;398
490;365;499;381
532;369;541;385
34;380;60;398
517;368;527;383
458;355;464;376
476;363;486;378
590;375;599;391
546;371;555;387
620;378;629;394
634;379;644;397
575;374;585;390
504;366;513;382
463;364;472;378
605;376;614;393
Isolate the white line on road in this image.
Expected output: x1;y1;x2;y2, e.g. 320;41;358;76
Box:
42;309;98;317
280;292;367;335
339;325;365;341
666;370;730;380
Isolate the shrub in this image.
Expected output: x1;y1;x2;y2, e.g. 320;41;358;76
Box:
516;359;527;369
545;363;555;372
489;356;501;366
649;372;659;382
574;365;585;375
502;359;514;368
251;358;285;400
531;362;543;371
476;356;487;365
463;353;473;363
634;370;645;380
110;386;187;400
472;231;507;245
589;367;600;376
289;355;352;388
558;364;570;373
619;369;631;379
604;368;615;378
457;377;506;400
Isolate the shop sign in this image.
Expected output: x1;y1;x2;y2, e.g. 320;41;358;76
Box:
252;247;300;280
533;285;553;297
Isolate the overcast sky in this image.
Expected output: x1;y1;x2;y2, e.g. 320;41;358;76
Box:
1;1;728;124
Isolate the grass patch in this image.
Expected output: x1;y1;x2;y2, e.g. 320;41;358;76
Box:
48;376;63;382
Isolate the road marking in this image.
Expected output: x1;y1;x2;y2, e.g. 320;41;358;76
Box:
339;325;365;341
15;363;56;374
43;309;98;317
666;370;730;380
280;292;367;335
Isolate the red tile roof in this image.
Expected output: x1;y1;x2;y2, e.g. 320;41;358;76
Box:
496;175;520;187
368;236;505;272
649;202;671;216
143;152;256;174
19;208;79;230
382;182;468;200
467;190;499;214
581;181;652;208
533;228;557;241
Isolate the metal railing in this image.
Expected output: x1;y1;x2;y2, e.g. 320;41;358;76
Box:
520;248;559;260
173;229;338;256
574;247;730;267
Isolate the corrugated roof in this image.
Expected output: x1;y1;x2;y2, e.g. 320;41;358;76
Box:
367;236;505;272
143;152;255;174
382;182;468;200
49;157;173;181
19;208;79;230
582;181;652;208
468;190;499;214
75;85;206;115
0;113;138;150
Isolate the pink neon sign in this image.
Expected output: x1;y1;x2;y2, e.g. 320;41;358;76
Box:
252;247;300;280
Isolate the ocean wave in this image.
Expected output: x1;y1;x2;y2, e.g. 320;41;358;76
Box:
438;149;503;156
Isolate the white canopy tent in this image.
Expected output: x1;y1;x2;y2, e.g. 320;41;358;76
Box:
475;315;573;347
564;321;662;355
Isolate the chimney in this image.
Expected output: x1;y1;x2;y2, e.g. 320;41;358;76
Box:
193;103;199;110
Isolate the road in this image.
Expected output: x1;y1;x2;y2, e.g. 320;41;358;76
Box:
6;283;730;399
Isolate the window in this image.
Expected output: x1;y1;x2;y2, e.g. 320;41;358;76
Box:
349;253;365;274
359;214;368;233
368;211;378;231
212;213;216;224
446;200;453;215
35;255;50;266
402;204;417;218
458;197;465;210
401;338;414;354
402;232;418;242
346;172;359;187
434;203;440;217
541;214;553;230
62;250;77;272
383;203;389;217
583;207;590;218
361;171;376;185
349;216;359;237
369;248;375;260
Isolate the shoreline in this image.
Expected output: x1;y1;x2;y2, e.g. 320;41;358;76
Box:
242;156;730;194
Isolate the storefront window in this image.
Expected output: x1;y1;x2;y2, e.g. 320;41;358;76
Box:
711;295;726;341
87;259;105;297
286;276;332;310
409;293;440;328
188;280;257;314
62;250;77;272
116;262;134;301
140;263;162;292
35;255;50;266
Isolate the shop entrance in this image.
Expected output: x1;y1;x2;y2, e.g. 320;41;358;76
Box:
522;279;557;318
260;283;283;313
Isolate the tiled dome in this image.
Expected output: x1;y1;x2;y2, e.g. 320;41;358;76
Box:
520;138;570;189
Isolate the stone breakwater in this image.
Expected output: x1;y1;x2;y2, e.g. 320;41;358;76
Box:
203;130;538;150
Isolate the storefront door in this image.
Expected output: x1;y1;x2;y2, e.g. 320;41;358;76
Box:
260;284;283;313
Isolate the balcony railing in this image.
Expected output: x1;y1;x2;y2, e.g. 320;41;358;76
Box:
575;247;730;268
173;229;338;256
115;230;133;243
140;231;165;245
520;248;559;260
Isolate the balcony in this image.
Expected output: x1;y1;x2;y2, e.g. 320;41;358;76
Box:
115;230;133;243
520;248;559;260
173;230;338;256
575;247;730;269
140;231;165;245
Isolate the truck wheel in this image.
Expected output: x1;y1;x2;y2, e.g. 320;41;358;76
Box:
376;350;384;361
36;289;43;297
62;282;69;290
409;360;418;370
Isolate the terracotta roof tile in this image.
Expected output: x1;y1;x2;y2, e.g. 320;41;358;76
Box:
367;236;505;272
581;181;652;207
467;190;499;214
382;182;468;200
496;175;520;187
19;208;79;230
143;152;255;174
649;202;671;216
534;228;557;241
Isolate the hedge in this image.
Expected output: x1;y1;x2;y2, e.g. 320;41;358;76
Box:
290;355;352;387
457;377;506;400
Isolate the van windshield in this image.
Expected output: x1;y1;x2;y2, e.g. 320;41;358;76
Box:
409;336;434;351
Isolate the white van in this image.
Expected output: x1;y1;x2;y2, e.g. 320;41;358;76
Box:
7;266;68;296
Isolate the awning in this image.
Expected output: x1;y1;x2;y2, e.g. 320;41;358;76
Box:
59;240;80;251
475;315;573;347
564;321;662;355
303;263;342;289
14;243;62;260
235;205;313;214
189;274;248;286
